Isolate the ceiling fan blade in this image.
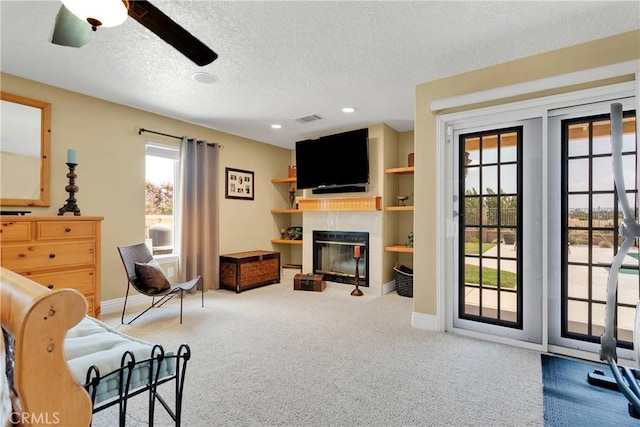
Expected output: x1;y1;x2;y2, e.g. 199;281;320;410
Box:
51;5;91;48
128;1;218;66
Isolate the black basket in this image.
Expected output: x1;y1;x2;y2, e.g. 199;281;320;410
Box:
394;265;413;298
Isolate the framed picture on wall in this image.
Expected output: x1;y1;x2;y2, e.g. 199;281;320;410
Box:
225;167;255;200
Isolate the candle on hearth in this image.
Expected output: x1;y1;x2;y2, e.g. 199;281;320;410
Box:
67;148;78;164
354;245;360;258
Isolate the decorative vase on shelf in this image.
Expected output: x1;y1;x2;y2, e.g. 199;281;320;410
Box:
288;187;296;209
406;232;414;248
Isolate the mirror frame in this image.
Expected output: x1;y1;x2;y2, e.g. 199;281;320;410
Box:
1;92;51;207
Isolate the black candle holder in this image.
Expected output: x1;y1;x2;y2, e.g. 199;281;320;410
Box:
57;163;81;216
351;253;363;296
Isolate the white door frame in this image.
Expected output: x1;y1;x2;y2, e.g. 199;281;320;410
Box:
436;79;638;354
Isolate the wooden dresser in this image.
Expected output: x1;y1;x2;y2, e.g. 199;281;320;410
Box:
0;216;103;318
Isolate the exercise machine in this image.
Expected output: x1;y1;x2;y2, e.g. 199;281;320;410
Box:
586;103;640;419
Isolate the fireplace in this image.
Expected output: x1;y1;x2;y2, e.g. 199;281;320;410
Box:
312;231;369;286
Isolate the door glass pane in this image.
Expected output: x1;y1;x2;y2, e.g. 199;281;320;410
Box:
464;287;480;316
623;117;637;151
465;138;481;163
622;155;637;190
591;193;614;228
618;306;635;343
500;291;517;322
465;167;480;194
465;199;481;226
591;230;614;265
482;166;498;194
500;136;517;162
568;123;589;156
592;120;612;155
618;267;639;305
483;197;498;226
500;164;517;194
567;300;588;335
481;288;498;319
592;157;614;191
567;265;589;299
591;303;605;337
482;135;498;163
500;197;518;227
568;158;589;192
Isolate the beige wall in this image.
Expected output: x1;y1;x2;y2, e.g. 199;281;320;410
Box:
413;30;640;317
397;131;414;270
0;73;291;301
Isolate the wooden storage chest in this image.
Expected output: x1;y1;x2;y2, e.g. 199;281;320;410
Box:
0;215;103;317
294;273;326;292
220;250;280;293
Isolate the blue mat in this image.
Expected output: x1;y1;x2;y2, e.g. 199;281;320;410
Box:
541;354;639;426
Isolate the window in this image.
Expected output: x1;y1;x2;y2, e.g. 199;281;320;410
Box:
561;111;638;348
145;143;179;256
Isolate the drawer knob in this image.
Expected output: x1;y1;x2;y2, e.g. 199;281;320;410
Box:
65;227;72;232
47;284;54;289
49;253;56;259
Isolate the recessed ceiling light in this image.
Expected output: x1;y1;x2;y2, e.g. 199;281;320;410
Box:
271;124;282;129
342;107;356;113
191;72;218;84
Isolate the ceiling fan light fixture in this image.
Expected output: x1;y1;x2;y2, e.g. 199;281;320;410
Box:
61;0;129;28
342;107;356;113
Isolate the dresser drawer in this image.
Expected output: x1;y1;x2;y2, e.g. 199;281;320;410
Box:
37;221;96;240
0;221;32;242
1;242;95;272
26;268;96;294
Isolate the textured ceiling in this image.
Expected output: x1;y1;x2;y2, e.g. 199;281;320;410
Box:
1;1;639;149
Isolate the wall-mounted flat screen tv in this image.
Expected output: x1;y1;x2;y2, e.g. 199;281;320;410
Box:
295;128;369;192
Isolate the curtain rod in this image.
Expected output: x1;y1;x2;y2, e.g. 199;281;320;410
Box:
138;128;222;148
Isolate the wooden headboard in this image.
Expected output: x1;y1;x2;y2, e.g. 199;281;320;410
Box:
1;267;92;426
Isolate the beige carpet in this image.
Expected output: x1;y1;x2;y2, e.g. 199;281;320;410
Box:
92;278;543;426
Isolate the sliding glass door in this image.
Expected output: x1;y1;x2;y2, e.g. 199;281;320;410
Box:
446;89;637;357
549;107;638;356
452;118;543;344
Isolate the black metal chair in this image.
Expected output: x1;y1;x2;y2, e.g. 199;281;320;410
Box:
117;243;203;324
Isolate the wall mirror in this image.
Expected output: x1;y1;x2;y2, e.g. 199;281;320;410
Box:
1;92;51;207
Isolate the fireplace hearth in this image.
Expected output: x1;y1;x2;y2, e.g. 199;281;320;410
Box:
312;231;369;286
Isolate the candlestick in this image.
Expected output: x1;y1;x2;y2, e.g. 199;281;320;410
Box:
67;148;77;164
57;163;81;216
351;248;363;297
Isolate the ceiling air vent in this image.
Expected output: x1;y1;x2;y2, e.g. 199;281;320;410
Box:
295;114;324;124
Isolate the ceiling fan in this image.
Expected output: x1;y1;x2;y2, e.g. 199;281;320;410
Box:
51;0;218;66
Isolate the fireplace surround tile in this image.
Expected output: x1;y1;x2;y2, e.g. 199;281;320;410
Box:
303;210;383;295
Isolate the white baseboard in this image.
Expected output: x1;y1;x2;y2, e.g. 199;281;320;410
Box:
100;294;149;315
411;311;439;331
382;279;396;294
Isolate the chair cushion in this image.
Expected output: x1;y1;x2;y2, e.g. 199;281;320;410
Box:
134;259;171;294
65;317;176;405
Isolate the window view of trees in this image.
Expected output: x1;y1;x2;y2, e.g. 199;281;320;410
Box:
145;182;173;215
145;145;178;255
465;188;517;226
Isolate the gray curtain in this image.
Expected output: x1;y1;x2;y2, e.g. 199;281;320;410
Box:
178;137;219;290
